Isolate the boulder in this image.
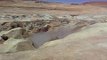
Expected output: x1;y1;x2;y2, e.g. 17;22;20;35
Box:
0;38;35;53
0;28;28;39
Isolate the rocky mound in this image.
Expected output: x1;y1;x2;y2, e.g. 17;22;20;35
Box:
1;23;107;60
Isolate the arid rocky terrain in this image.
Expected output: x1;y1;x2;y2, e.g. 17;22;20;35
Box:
0;0;107;60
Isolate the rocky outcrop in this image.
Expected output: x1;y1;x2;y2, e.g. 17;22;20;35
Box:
31;19;93;47
0;28;24;38
76;14;107;22
0;28;35;53
0;23;107;60
0;13;72;52
0;18;70;33
0;38;34;53
0;13;107;53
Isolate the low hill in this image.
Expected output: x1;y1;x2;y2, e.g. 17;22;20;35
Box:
83;1;107;6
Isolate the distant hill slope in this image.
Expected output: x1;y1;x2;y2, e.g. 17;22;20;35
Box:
83;1;107;6
0;1;107;15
